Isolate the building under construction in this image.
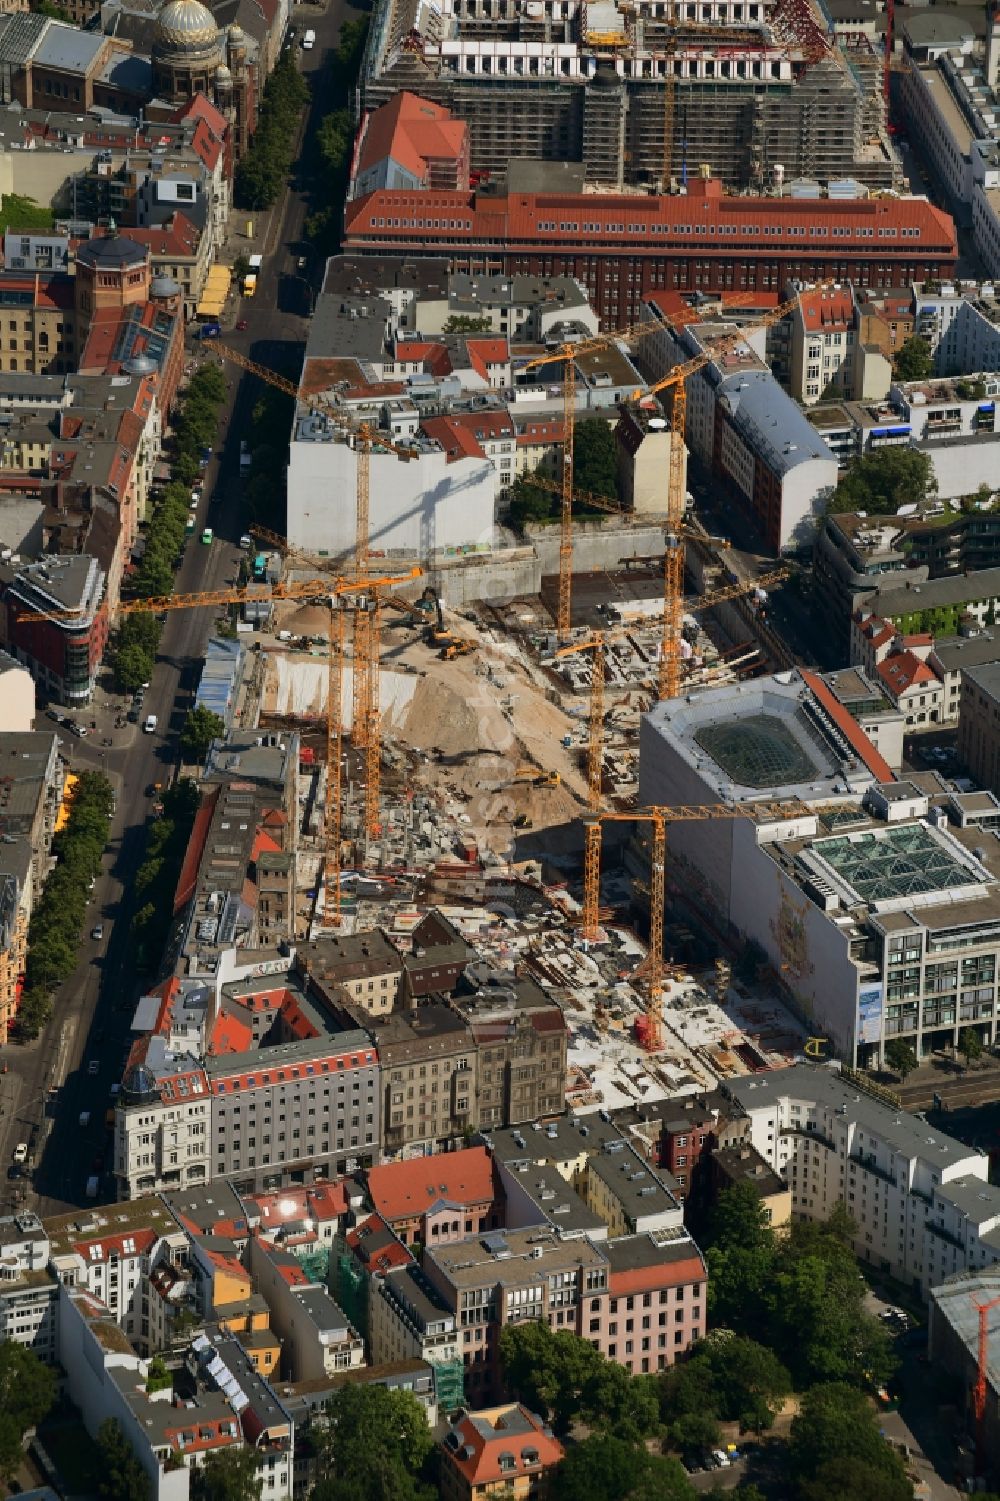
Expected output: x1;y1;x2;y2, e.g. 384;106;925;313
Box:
359;0;898;190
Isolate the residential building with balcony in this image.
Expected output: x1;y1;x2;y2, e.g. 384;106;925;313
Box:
725;1065;1000;1294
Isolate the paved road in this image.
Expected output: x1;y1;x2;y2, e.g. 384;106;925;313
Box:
0;0;359;1214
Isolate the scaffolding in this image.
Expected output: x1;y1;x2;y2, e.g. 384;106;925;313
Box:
337;1253;369;1340
429;1355;465;1413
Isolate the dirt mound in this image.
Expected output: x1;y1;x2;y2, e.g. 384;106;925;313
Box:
278;603;331;636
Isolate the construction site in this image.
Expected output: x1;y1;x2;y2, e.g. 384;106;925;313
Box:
360;0;898;190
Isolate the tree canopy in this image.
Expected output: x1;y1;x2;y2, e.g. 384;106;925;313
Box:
701;1191;893;1391
500;1321;660;1438
573;417;619;500
181;707;226;763
235;52;309;210
883;1039;917;1081
663;1334;791;1439
96;1418;151;1501
892;335;933;383
19;773;114;1037
312;1384;435;1501
190;1448;262;1501
788;1383;912;1501
551;1434;695;1501
829;447;936;517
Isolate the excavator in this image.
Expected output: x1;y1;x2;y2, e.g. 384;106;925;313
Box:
512;765;561;787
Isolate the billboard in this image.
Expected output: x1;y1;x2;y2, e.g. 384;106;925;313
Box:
858;982;883;1046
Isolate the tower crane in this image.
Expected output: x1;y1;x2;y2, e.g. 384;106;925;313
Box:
519;292;762;638
972;1293;1000;1477
248;525;419;842
589;798;843;1050
22;565;421;928
555;565;787;938
654;26;765;191
211;344;418;751
627;283;830;699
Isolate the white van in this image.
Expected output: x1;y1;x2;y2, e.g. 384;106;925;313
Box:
302;28;315;48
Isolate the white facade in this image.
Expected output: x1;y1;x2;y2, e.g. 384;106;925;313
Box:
286;433;496;560
114;1074;211;1200
0;658;35;731
727;1066;998;1294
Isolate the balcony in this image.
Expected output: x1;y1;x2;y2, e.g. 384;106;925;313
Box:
849;1151;897;1187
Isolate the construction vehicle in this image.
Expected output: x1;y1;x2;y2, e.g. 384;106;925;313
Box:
23;564;420;927
440;640;475;660
512;766;561;787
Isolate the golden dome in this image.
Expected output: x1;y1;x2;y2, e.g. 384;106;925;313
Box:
154;0;220;54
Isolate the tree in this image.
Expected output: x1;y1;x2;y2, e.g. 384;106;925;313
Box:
551;1436;695;1501
96;1418;151;1501
830;447;936;517
702;1184;776;1333
892;335;933;383
690;1335;790;1434
0;1412;23;1485
232;253;250;286
180;707;226;762
959;1027;984;1069
788;1384;910;1499
0;1341;55;1442
114;642;154;695
190;1448;262;1501
508;474;555;528
883;1038;917;1081
312;1384;434;1501
573;417;619;500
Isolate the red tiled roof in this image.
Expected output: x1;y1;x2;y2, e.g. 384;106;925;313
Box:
209;1046;377;1095
876;650;938;695
209;1010;254;1056
464;336;509;381
345;1214;413;1271
72;1227;157;1262
799;286;855;331
395;339;453;377
344;179;957;260
800;669;895;783
442;1406;563;1487
358;92;467;183
252;1180;349;1227
609;1253;706;1297
128;212;201;259
366;1147;495;1222
421;414;485;462
174;787;216;913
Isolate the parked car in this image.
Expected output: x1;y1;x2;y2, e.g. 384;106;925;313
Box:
235;318;248;331
91;924;104;941
87;1060;99;1076
201;527;214;545
143;714;158;734
46;708;66;724
12;1143;27;1165
68;722;88;738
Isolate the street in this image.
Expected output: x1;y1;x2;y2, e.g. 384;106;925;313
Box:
0;0;360;1214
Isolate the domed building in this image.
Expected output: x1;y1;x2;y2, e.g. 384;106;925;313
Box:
151;0;253;155
75;220;151;333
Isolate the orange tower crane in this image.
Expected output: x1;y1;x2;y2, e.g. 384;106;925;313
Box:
555;565;787;939
627;284;830;699
211;344;418;752
248;526;418;841
23;566;420;927
972;1293;1000;1476
588;799;841;1048
519;292;768;639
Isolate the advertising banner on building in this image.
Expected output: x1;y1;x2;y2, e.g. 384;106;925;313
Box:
858;982;883;1045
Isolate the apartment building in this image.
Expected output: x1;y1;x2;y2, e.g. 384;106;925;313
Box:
365;1148;499;1248
422;1228;611;1403
366;1005;478;1159
0;730;63;1044
368;1261;461;1371
959;662;1000;793
247;1237;364;1382
0;1211;58;1362
0;554;108;705
602;1234;707;1375
456;979;566;1130
297;929;402;1016
47;1195;186;1355
725;1065;1000;1294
